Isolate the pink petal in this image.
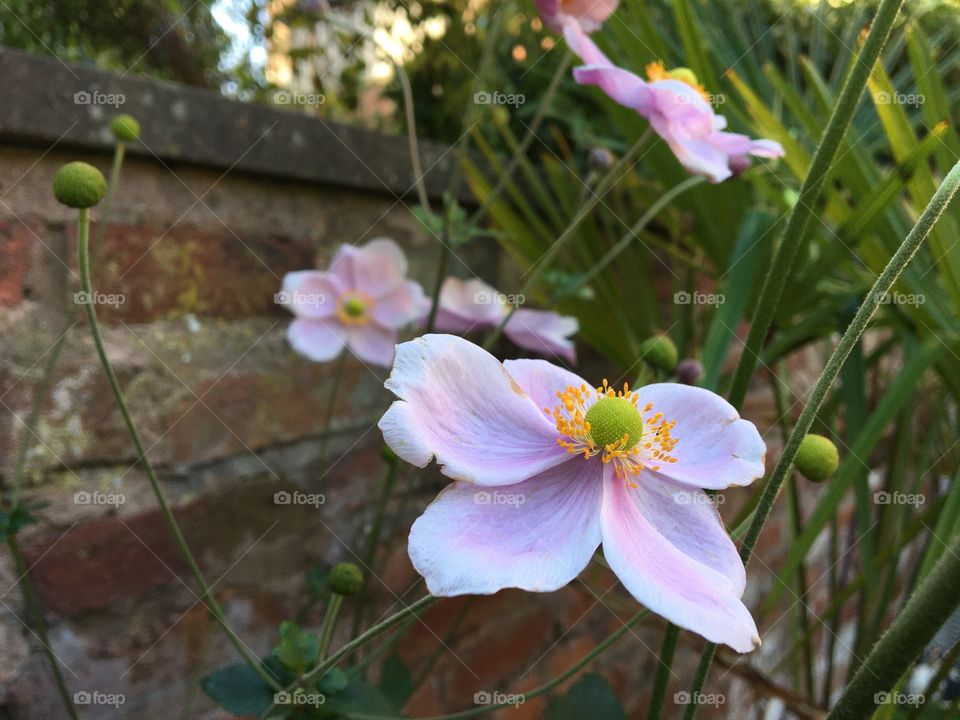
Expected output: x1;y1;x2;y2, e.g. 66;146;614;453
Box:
379;334;569;486
346;324;397;367
601;469;760;652
372;280;428;328
561;0;619;31
635;383;765;490
501;358;590;412
661;132;733;183
505;309;579;363
409;458;603;595
351;237;409;298
280;271;340;320
432;277;504;331
633;473;746;595
287;319;345;362
563;19;614;66
573;65;654;111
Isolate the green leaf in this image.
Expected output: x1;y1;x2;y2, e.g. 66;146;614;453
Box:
321;668;394;716
0;505;40;541
317;667;349;696
275;621;319;673
378;654;414;710
201;660;284;717
545;673;626;720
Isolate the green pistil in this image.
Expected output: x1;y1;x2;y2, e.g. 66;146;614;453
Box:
584;397;644;450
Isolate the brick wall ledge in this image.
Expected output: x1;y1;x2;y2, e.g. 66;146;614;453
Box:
0;49;461;200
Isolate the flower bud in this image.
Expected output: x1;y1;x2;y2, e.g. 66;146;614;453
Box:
795;434;839;483
327;562;363;596
52;162;106;208
588;147;615;171
110;114;141;142
638;334;678;372
675;358;704;385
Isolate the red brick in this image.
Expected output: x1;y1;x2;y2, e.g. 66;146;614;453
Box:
0;220;33;306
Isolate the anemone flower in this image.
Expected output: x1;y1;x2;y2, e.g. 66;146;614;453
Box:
379;334;765;651
562;22;784;183
432;276;579;363
280;238;425;368
534;0;620;33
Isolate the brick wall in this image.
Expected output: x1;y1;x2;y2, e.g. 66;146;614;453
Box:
0;50;821;720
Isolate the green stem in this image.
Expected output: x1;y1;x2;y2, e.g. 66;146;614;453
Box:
647;624;679;720
344;608;651;720
725;0;906;410
466;50;573;228
92;141;125;257
685;156;960;718
483;129;653;349
424;2;510;332
681;645;716;720
318;593;345;660
295;594;436;687
318;350;348;462
349;458;400;651
577;175;705;289
828;530;960;719
76;208;281;691
7;535;79;720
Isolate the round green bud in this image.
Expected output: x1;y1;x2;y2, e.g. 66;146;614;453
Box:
52;162;107;208
795;434;839;483
110;114;140;142
638;334;678;372
585;396;644;450
327;562;363;596
669;67;700;86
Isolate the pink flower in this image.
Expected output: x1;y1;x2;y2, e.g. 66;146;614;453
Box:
432;277;579;363
563;22;784;183
280;238;426;368
534;0;619;33
379;335;765;651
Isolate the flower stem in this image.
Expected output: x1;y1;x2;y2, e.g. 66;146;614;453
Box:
317;593;345;661
318;350;348;462
683;157;960;718
646;623;679;720
92;141;126;257
828;529;960;719
341;608;651;719
483;129;653;350
466;50;573;228
6;535;79;720
424;2;510;332
76;208;281;691
724;0;906;411
577;175;705;289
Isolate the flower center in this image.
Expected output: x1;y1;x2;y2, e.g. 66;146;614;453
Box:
336;293;374;325
546;379;680;486
584;396;644;450
645;60;711;102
